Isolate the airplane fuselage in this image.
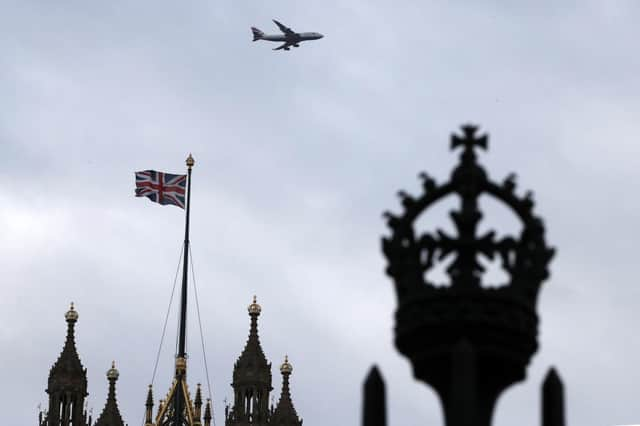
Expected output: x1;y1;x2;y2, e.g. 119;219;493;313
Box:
261;32;323;43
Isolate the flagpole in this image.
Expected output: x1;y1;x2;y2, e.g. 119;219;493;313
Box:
174;153;194;425
178;154;194;359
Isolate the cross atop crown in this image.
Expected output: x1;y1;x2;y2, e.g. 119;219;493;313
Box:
450;124;488;154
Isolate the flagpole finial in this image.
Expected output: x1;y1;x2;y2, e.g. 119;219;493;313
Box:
186;154;195;169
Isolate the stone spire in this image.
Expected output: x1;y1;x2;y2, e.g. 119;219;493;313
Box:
44;303;89;426
270;356;302;426
194;383;203;425
204;399;212;426
237;296;270;371
226;296;273;426
144;385;154;426
93;361;126;426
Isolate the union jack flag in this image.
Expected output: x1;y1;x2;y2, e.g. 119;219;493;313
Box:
135;170;187;209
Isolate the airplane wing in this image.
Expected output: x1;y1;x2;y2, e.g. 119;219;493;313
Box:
273;19;295;35
273;42;293;51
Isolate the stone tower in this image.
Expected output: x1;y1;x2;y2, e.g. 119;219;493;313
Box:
270;357;302;426
40;303;90;426
39;304;128;426
93;362;125;426
225;297;273;426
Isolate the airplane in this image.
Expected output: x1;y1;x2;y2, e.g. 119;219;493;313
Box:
251;20;324;51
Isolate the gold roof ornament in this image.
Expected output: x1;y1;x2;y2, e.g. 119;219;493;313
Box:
248;295;262;315
107;360;120;380
65;302;79;322
280;355;293;374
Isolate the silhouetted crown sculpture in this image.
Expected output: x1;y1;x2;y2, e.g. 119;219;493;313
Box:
378;125;557;426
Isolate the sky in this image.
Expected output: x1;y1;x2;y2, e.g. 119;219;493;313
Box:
2;0;640;425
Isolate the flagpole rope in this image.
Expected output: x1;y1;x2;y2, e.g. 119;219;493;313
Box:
140;244;184;426
175;305;181;358
189;245;217;426
153;243;184;384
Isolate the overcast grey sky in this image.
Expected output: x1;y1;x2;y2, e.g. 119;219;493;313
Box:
2;1;640;425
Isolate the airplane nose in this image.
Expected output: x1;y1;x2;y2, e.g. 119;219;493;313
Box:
319;33;324;39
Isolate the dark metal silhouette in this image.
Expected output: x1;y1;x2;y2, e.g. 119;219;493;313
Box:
542;368;565;426
363;367;386;426
366;125;561;426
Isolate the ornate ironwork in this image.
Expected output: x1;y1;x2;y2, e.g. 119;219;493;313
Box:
378;125;557;426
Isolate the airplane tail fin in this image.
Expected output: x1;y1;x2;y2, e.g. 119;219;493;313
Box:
251;27;264;41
